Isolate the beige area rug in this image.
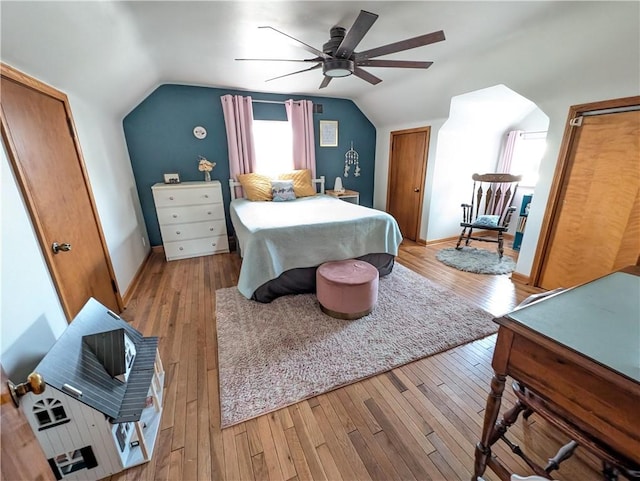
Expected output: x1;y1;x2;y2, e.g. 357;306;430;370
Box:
215;263;497;427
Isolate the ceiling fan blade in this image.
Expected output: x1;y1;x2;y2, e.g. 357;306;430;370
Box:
335;10;378;59
356;59;433;69
355;30;445;60
259;26;328;59
265;64;322;82
353;67;382;85
236;58;323;63
319;76;332;89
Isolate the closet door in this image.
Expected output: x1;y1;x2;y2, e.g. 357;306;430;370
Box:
536;101;639;290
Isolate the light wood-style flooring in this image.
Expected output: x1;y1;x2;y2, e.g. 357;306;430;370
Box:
111;240;601;481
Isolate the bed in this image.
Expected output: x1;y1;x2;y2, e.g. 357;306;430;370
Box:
229;176;403;302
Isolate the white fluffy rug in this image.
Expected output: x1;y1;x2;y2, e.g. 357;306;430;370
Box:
215;263;497;427
436;246;516;274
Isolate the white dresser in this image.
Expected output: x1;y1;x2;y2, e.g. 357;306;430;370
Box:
151;181;229;261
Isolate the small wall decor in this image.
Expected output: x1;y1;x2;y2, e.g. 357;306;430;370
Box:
197;155;216;182
319;120;338;147
193;126;207;139
163;173;180;184
344;141;360;177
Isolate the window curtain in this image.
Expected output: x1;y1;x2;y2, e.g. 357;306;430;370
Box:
285;99;316;178
494;130;523;215
220;94;257;181
496;130;522;173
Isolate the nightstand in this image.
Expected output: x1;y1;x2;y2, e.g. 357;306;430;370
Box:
325;189;359;205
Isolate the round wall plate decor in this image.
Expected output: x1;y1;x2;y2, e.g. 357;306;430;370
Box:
193;126;207;139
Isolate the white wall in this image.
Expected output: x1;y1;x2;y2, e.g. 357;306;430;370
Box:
1;143;68;380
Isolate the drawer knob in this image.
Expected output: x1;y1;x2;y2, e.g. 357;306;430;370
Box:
176;231;181;235
172;214;178;218
207;211;212;215
209;227;214;231
179;247;184;251
204;194;209;198
212;242;216;246
169;196;174;200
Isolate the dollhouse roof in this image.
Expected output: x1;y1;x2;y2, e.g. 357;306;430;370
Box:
83;328;129;380
34;298;158;423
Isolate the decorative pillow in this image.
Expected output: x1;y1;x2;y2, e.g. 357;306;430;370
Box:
472;215;500;228
237;173;272;201
271;180;296;202
279;169;316;198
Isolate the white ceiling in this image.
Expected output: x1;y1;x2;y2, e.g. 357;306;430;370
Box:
1;1;638;126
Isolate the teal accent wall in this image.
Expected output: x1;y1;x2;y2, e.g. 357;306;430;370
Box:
123;84;376;247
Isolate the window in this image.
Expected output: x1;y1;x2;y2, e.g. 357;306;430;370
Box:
252;120;293;177
49;446;97;479
33;398;69;430
510;131;547;187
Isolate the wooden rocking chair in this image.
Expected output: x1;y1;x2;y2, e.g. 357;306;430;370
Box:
455;173;522;259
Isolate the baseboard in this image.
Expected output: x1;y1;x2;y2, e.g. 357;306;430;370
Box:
151;245;164;254
122;249;153;306
425;236;459;246
415;237;427;245
426;232;515;246
510;272;530;285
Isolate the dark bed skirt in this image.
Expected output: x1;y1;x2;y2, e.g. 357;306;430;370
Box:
251;253;396;303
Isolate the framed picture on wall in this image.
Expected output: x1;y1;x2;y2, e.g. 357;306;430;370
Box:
319;120;338;147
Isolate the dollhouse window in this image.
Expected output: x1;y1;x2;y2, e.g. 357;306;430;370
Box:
33;398;70;430
49;445;97;479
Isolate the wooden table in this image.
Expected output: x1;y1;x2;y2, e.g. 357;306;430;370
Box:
473;266;640;481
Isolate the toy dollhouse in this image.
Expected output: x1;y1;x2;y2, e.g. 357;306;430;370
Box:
20;298;164;480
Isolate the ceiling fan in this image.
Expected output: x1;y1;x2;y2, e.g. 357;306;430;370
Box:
236;10;445;89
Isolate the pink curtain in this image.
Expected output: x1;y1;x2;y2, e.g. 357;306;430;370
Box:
285;99;316;178
494;130;522;216
220;94;257;180
497;130;522;173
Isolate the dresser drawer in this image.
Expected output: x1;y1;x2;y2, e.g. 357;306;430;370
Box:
159;220;227;242
164;235;230;260
152;185;221;207
156;203;224;225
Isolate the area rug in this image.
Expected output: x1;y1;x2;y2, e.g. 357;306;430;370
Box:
436;246;516;275
215;263;497;427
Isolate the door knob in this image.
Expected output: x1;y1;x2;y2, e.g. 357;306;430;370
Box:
7;372;46;407
52;242;72;254
414;188;420;192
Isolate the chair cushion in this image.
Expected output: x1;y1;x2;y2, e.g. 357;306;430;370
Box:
472;214;500;227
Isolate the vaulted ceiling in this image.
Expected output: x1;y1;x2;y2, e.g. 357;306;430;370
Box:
1;2;638;126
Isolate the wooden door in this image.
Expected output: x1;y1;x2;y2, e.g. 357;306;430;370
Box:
1;65;122;319
386;127;430;241
1;365;54;481
534;97;640;289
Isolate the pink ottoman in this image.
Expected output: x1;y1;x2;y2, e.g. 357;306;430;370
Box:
316;259;379;320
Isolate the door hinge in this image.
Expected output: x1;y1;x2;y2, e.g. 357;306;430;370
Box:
66;117;75;138
569;116;583;127
111;279;118;294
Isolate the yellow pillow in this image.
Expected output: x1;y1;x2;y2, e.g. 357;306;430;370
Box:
279;169;316;197
237;173;272;201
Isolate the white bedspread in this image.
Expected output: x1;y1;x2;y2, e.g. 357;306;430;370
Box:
230;195;403;298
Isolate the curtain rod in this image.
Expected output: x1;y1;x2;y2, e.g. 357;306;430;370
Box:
252;99;285;105
251;99;313;105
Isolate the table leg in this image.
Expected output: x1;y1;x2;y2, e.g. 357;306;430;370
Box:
473;373;507;481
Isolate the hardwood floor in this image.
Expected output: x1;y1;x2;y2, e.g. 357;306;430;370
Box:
111;240;601;481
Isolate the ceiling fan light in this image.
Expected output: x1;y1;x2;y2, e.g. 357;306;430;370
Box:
323;59;354;77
